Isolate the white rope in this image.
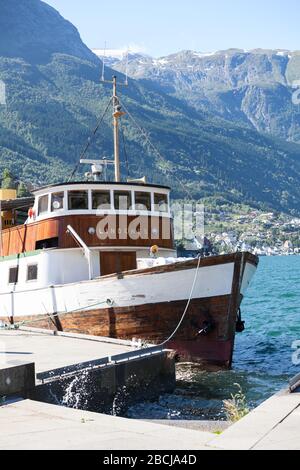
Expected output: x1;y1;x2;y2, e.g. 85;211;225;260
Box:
159;256;201;346
2;257;203;348
0;299;109;330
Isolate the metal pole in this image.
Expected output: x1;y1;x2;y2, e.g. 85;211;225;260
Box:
113;76;121;182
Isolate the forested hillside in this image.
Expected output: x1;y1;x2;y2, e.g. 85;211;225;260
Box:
0;0;300;215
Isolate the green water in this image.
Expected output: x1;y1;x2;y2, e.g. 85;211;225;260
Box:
126;256;300;420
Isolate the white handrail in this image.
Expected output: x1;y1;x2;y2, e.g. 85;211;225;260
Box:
67;224;93;280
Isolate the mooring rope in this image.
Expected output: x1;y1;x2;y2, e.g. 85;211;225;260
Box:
0;299;110;330
1;257;203;348
159;255;202;346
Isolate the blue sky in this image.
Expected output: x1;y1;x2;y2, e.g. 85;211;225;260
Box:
44;0;300;57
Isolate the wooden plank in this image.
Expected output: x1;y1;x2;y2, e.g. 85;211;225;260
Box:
120;252;137;272
100;251;137;276
7;293;236;368
98;252;258;281
2;214;174;256
1;219;60;256
59;215;174;250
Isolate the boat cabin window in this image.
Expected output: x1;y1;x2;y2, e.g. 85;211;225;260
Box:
38;194;49;216
68;190;88;210
154;193;168;212
134;192;151;211
27;264;38;281
51;192;64;212
92;190;111;210
114;190;132;210
8;267;19;284
36;237;59;250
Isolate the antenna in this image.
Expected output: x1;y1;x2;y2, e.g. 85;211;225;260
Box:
80;158;114;182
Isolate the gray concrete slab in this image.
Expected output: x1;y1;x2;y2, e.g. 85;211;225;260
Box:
0;328;176;415
0;399;214;450
144;420;230;433
0;329;133;374
254;405;300;450
210;389;300;450
0;362;35;396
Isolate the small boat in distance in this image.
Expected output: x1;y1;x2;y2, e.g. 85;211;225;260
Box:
0;76;258;369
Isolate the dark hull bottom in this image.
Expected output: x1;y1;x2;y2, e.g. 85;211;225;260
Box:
168;339;234;370
2;294;241;370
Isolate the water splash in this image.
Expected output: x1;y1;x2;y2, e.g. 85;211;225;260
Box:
61;370;92;410
111;373;139;416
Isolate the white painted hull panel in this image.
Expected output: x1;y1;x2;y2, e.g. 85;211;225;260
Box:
0;260;256;319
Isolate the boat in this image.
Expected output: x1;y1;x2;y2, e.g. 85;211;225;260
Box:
0;76;258;369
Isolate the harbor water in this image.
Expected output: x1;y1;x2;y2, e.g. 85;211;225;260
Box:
125;256;300;420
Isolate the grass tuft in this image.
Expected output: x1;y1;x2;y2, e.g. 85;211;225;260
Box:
222;383;249;423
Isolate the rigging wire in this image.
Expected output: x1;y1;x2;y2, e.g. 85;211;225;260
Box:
67;96;113;181
120;119;130;180
119;98;194;201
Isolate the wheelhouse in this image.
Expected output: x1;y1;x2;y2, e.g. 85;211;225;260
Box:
0;181;175;290
29;182;171;222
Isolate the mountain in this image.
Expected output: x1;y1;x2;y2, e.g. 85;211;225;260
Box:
92;49;148;68
0;1;300;216
111;48;300;144
0;0;97;64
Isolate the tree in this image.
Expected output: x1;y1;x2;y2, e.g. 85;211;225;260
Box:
17;181;30;197
1;169;14;189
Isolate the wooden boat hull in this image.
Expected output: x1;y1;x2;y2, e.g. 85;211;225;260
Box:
0;252;258;369
8;296;236;368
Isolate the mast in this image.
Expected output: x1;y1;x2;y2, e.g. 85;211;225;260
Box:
113;76;120;182
80;76;125;183
112;76;125;182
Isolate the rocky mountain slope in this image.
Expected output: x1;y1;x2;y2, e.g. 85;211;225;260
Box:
0;1;300;215
109;49;300;143
0;0;97;64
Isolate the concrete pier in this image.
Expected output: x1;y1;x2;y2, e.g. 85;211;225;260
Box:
0;327;134;374
209;386;300;450
0;327;175;414
1;328;299;450
0;399;214;450
1;387;299;450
